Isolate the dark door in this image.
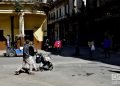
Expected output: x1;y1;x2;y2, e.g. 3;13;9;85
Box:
25;30;33;41
0;30;6;41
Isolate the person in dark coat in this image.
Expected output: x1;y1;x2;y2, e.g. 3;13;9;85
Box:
103;36;112;58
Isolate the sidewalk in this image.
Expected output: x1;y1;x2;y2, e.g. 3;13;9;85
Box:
0;50;6;56
60;45;120;66
0;49;51;57
1;45;120;66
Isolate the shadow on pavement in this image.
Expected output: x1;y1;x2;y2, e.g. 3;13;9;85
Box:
49;45;120;67
108;70;120;73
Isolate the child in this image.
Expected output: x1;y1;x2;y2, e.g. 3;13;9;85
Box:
88;41;95;58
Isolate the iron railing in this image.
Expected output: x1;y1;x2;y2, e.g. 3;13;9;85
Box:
0;0;47;3
1;0;33;2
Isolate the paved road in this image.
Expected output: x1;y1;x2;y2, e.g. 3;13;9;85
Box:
0;55;120;86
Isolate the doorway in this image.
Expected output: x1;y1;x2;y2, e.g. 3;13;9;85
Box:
25;30;33;41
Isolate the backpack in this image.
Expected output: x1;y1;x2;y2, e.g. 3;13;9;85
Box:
23;44;30;59
91;44;95;51
29;46;35;56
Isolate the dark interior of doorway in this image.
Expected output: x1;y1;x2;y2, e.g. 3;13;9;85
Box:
0;30;6;41
25;30;33;41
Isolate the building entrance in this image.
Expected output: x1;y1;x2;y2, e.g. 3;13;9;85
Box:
25;30;33;41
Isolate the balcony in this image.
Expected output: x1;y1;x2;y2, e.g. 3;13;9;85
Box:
0;0;48;3
0;0;33;2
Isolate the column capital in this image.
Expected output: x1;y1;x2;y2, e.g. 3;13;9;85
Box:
18;12;25;16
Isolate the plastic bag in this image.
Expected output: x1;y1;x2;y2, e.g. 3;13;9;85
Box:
91;45;95;51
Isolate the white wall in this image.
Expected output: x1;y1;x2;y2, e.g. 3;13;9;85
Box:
48;3;69;24
69;0;74;16
74;0;83;13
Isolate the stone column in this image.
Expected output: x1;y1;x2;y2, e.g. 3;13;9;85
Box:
19;12;24;46
83;0;86;6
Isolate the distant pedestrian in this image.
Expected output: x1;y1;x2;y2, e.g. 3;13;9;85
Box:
103;36;112;58
88;40;95;58
54;40;62;54
44;37;50;51
6;35;11;48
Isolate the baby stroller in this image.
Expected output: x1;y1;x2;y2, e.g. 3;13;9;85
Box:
36;53;53;71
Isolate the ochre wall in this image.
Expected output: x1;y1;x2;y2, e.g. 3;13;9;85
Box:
0;13;46;50
0;3;47;50
0;14;19;38
0;14;19;50
24;14;45;30
0;4;14;10
24;14;46;49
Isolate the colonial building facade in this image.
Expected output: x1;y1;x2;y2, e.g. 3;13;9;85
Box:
47;0;85;46
0;0;48;50
86;0;120;48
48;0;120;50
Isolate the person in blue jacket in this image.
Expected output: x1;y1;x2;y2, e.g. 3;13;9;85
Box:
103;36;112;58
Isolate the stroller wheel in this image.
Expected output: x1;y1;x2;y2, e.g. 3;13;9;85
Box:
39;67;44;72
49;63;53;71
49;66;53;71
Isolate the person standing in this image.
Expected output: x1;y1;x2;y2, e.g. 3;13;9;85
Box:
44;37;50;51
54;40;62;54
6;35;11;48
103;36;112;58
88;40;95;59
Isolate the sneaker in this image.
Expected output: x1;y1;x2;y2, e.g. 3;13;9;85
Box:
15;71;20;75
36;68;40;71
28;72;35;75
